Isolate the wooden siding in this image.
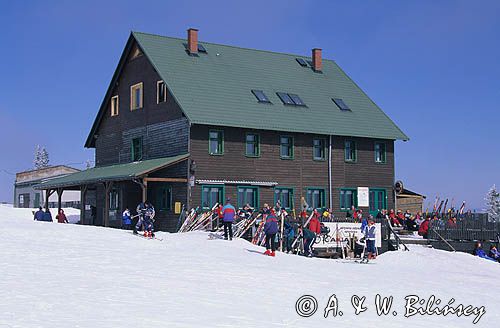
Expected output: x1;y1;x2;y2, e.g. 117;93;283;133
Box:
94;42;187;166
189;124;395;218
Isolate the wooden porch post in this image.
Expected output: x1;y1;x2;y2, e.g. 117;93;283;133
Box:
80;185;87;225
103;181;113;227
44;189;55;209
57;188;63;212
142;179;148;203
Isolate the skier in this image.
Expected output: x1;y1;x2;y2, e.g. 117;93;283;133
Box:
283;221;296;253
263;209;279;256
308;210;321;239
56;209;68;223
122;207;132;230
133;201;147;235
360;212;368;232
298;224;315;257
43;208;53;222
221;198;236;240
363;218;377;260
33;207;44;221
143;203;156;237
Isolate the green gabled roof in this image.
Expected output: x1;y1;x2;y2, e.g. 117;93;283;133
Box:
131;31;408;141
85;31;408;147
35;154;189;189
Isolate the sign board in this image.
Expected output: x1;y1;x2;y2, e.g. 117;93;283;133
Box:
357;187;369;207
174;202;182;214
314;222;382;248
189;175;195;187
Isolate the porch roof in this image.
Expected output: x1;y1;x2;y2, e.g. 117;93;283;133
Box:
34;154;190;190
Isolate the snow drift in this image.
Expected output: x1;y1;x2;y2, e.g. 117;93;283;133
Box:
0;204;498;327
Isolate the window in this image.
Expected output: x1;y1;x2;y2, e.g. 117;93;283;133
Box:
157;81;167;104
251;90;271;103
130;82;143;110
245;133;260;157
111;96;119;116
237;186;259;209
340;188;357;210
274;188;293;209
296;58;308;67
332;98;350;111
344;140;357;162
109;190;119;210
18;194;30;208
313;138;326;160
131;137;143;161
276;92;294;105
306;188;325;210
157;186;172;211
375;142;387;163
369;189;387;214
289;94;306;106
277;92;306;106
197;43;207;53
209;130;224;155
202;185;224;209
280;136;294;159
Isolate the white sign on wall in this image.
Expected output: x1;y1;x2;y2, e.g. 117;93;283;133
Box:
357;187;369;207
315;222;382;248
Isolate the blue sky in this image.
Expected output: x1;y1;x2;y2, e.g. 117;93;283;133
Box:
1;0;499;209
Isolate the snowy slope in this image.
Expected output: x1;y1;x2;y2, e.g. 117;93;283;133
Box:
0;204;498;328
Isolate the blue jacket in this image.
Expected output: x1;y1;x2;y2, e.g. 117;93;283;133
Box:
360;218;368;232
264;214;279;235
122;210;132;225
42;211;53;222
221;204;236;222
34;210;44;221
284;222;295;238
474;248;496;261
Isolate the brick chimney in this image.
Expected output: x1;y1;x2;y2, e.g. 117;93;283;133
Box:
187;28;198;54
312;48;322;72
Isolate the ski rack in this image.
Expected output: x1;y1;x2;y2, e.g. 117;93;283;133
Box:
385;218;410;251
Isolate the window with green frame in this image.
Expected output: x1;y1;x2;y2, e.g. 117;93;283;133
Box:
245;133;260;157
340;188;357;210
313;138;326;160
374;142;387;163
280;136;294;159
274;188;293;209
109;190;119;210
209;130;224;155
306;188;325;210
201;185;224;209
131;137;143;162
157;186;172;211
237;186;259;209
344;140;357;162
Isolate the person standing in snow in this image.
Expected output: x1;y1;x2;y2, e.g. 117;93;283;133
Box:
221;198;236;240
284;221;296;253
56;209;68;223
263;209;279;256
142;202;156;237
363;218;377;259
122;207;132;230
308;210;321;238
43;208;53;222
133;201;147;235
298;225;315;257
33;207;44;221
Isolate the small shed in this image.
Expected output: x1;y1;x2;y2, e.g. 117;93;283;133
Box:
396;188;426;214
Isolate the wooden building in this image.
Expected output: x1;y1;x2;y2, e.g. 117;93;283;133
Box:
37;28;408;231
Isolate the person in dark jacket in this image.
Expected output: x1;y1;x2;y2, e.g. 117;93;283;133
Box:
488;245;500;262
56;209;68;223
33;207;44;221
43;208;53;222
221;199;236;240
263;210;279;256
473;242;496;261
284;221;296;253
298;225;315;257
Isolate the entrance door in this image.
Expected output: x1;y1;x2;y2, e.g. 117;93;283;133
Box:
369;189;387;216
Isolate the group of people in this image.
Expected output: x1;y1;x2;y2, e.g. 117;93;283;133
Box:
122;201;156;237
473;242;500;263
33;207;69;223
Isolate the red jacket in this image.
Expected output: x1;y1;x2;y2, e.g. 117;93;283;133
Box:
308;217;321;234
418;220;429;236
57;213;68;223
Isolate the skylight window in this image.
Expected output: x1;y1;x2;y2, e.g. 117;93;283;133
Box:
251;90;271;103
277;92;295;105
333;98;350;111
289;94;305;106
277;92;306;106
198;44;207;53
296;58;308;67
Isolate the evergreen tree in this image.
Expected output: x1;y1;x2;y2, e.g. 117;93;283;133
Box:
39;147;49;168
485;185;500;222
33;145;50;170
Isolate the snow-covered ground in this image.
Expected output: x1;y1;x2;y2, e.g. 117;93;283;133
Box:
0;204;498;327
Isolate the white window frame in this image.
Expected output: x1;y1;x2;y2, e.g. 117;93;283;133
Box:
157;80;167;104
110;95;119;116
130;82;143;111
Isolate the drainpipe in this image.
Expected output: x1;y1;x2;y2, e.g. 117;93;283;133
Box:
328;135;333;209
